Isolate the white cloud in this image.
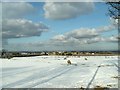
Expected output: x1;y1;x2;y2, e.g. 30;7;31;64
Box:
103;36;119;42
51;24;118;45
78;36;103;44
44;2;94;20
110;17;118;24
65;28;98;39
4;23;118;51
6;35;118;51
97;25;116;33
2;2;51;51
52;34;68;41
51;29;100;46
52;28;99;42
2;19;49;39
2;2;35;19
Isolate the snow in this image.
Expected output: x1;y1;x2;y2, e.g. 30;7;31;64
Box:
0;56;119;88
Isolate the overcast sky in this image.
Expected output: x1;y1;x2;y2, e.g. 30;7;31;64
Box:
2;2;119;51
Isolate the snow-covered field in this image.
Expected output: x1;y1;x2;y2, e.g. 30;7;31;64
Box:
0;56;119;88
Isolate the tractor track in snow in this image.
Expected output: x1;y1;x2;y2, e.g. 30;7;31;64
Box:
27;65;76;88
3;64;76;88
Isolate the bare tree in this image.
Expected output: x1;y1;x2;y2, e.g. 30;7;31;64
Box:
106;1;120;52
106;1;120;19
